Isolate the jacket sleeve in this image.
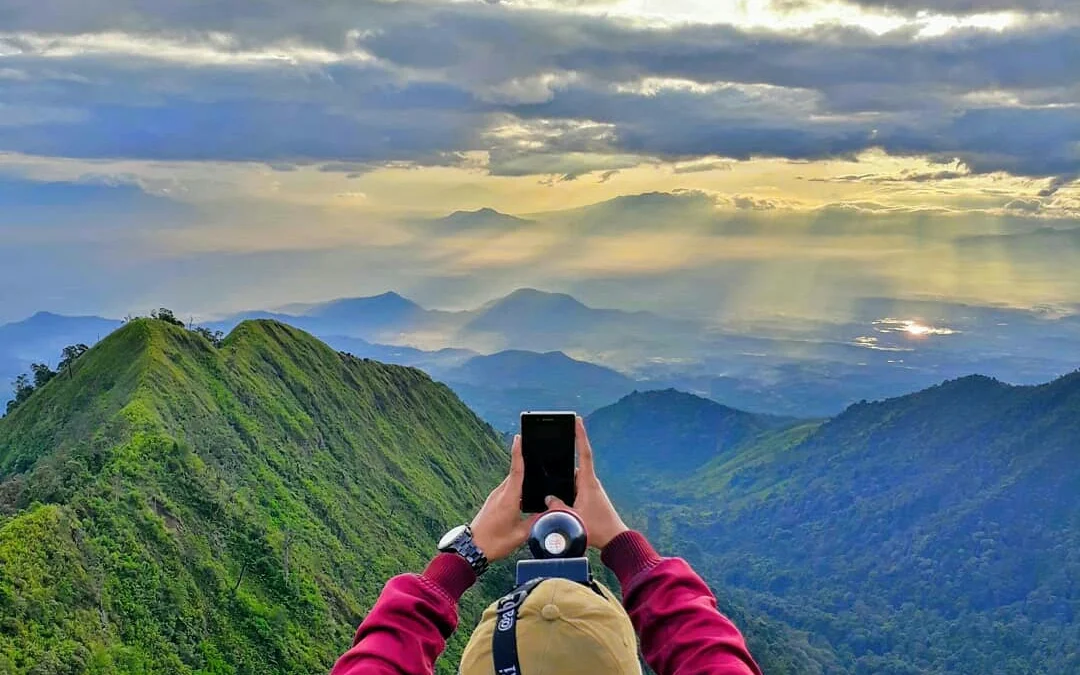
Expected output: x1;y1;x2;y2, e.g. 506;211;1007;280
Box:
601;531;763;675
330;553;477;675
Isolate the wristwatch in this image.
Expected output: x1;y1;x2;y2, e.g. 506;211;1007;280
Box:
438;525;489;577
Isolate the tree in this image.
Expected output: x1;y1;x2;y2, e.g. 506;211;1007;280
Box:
58;344;90;379
30;363;55;389
6;374;35;414
151;308;185;327
193;327;225;348
282;529;294;585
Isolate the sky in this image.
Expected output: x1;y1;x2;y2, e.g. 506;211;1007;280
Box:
1;0;1079;327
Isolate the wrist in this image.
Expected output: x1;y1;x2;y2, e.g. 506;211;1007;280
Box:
423;553;477;602
591;521;630;549
601;530;663;589
470;529;496;562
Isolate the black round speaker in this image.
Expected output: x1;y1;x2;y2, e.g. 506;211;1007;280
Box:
528;511;588;559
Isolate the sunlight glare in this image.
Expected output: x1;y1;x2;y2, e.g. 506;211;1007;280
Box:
874;318;959;338
475;0;1028;37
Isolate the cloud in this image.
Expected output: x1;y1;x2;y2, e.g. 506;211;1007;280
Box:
718;195;790;210
0;0;1074;182
1038;174;1078;197
1003;197;1044;213
673;159;733;174
826;0;1078;16
809;168;972;183
0;2;1071;176
957;225;1080;248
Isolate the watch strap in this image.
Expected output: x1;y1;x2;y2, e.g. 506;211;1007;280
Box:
457;535;490;576
441;525;489;576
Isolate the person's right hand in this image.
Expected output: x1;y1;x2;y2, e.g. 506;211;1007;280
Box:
545;416;629;549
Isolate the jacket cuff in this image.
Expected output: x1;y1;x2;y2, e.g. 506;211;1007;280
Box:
601;530;664;589
422;553;477;602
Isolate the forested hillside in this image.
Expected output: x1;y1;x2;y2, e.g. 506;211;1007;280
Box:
0;318;813;674
0;318;513;673
589;378;1080;674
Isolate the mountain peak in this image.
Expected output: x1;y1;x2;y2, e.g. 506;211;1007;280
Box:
3;310;116;329
305;291;423;319
611;388;749;417
29;311;64;320
436;207;528;228
586;387;774;475
462;207;500;217
496;288;587;307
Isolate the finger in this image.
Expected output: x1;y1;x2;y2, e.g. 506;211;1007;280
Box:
545;495;569;511
575;416;596;479
486;474;509;500
506;435;524;498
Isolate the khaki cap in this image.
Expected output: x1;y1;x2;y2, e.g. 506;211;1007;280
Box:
460;578;641;675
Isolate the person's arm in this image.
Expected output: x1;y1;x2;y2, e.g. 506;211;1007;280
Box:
330;554;476;675
330;434;533;675
603;531;763;675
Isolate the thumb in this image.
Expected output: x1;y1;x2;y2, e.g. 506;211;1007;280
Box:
544;495;570;511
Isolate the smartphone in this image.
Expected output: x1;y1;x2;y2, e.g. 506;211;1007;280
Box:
520;411;577;513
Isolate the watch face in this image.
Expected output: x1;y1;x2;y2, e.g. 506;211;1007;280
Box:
439;524;469;551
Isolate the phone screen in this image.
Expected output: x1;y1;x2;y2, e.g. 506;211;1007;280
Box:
520;412;577;513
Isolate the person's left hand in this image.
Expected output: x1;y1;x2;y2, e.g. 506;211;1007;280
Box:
470;434;532;562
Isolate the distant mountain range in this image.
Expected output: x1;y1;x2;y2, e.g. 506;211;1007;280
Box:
0;290;672;427
3;287;1079;423
210;287;696;356
0;312;121;358
439;350;638;430
587;376;1080;674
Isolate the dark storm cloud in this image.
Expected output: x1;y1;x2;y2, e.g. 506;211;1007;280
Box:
358;10;1080;94
0;0;1077;178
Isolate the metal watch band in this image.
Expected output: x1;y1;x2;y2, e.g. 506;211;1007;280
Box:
457;535;489;576
441;525;489;576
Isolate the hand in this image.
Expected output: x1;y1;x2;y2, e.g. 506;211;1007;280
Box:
470;434;533;562
545;416;629;549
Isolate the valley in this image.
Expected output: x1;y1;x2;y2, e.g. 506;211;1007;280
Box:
1;316;1077;673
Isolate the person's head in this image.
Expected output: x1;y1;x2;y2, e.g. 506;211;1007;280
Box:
459;577;641;675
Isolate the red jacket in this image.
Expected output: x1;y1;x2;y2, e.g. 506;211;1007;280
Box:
330;531;762;675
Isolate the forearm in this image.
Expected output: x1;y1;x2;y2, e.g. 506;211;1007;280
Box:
330;554;476;675
602;531;762;675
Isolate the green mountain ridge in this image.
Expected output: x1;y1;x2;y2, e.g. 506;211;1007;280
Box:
0;319;813;675
587;389;795;483
0;318;513;673
591;376;1080;674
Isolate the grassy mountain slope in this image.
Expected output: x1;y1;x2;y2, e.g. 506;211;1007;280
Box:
0;312;123;406
592;379;1080;674
0;318;511;674
0;319;813;675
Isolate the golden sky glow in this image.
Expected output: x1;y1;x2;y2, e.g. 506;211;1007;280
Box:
0;0;1077;323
